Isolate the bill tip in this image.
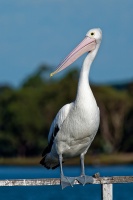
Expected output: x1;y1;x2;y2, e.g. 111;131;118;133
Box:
50;73;53;77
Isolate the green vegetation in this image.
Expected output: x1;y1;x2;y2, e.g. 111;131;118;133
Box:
0;64;133;162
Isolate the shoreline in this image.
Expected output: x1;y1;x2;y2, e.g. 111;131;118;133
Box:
0;153;133;166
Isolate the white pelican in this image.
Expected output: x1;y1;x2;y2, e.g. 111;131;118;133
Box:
40;28;102;189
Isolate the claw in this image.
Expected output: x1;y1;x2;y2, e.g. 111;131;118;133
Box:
61;175;75;189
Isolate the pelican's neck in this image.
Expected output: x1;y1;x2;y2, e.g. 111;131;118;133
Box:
75;43;100;105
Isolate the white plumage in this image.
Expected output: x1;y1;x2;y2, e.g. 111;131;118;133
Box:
40;28;102;188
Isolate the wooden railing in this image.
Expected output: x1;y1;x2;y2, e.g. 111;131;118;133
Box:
0;176;133;200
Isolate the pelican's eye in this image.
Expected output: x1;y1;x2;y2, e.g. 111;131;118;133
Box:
90;32;94;36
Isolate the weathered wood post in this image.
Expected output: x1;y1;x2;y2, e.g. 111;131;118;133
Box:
102;184;113;200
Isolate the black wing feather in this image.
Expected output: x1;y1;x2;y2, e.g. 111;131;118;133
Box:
42;125;59;157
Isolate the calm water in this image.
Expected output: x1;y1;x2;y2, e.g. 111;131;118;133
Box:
0;165;133;200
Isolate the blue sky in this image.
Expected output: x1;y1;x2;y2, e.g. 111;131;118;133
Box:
0;0;133;87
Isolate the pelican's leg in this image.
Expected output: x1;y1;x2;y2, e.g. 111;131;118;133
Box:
76;153;93;185
59;155;75;189
76;153;86;185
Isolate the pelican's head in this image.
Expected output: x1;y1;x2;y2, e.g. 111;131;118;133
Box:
50;28;102;77
86;28;102;44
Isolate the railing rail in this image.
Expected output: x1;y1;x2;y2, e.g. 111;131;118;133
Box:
0;176;133;200
0;176;132;186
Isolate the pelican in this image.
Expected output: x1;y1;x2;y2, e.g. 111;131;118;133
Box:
40;28;102;189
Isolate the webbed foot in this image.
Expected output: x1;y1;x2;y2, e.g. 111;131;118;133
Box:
61;175;75;189
76;175;93;186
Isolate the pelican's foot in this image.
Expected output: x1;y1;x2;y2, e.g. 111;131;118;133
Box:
61;175;75;189
76;175;93;186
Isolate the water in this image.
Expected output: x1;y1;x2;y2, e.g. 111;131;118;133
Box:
0;165;133;200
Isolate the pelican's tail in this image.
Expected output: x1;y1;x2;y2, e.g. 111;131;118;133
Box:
40;153;60;169
40;146;60;170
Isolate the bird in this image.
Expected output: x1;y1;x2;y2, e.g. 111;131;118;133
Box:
40;28;102;189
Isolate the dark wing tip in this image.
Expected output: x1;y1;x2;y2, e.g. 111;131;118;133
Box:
40;157;50;169
40;125;60;170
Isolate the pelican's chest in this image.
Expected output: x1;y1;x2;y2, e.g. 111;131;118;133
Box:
64;101;100;139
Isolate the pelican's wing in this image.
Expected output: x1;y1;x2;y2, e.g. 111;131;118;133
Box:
48;103;73;143
42;103;73;157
